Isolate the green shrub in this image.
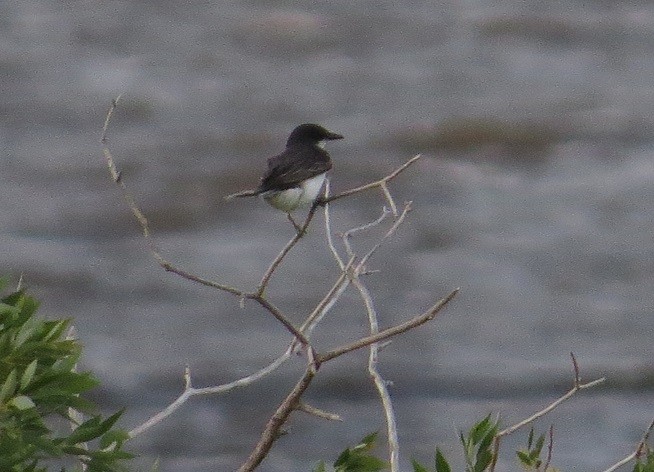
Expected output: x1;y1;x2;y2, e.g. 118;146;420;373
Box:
0;280;132;472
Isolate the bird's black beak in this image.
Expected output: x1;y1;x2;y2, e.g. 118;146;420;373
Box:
326;131;344;140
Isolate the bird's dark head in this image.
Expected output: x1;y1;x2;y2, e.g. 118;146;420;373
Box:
286;123;344;147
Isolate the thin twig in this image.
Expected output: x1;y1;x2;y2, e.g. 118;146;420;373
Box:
322;154;421;204
602;417;654;472
16;273;25;291
256;206;319;296
295;257;355;345
101;97;311;344
238;363;317;472
497;376;605;439
380;182;398;217
488;354;606;472
356;203;412;272
101;114;244;297
342;208;391;259
353;277;400;472
319;289;458;363
543;424;554;472
323;180;345;270
238;288;458;472
100;94;122;143
129;353;292;438
248;295;309;345
296;401;342;421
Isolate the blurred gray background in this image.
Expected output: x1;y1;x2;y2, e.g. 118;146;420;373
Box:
2;1;653;470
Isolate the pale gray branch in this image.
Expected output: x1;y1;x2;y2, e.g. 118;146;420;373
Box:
319;289;459;363
129;352;292;438
489;354;606;472
322;154;421;204
602;417;654;472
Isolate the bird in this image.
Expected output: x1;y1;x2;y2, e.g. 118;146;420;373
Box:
225;123;343;222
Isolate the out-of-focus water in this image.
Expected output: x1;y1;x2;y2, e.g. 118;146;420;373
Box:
2;1;653;470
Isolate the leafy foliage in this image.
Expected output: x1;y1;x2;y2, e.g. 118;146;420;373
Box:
0;280;132;471
634;449;654;472
410;447;451;472
516;427;559;471
313;432;388;472
459;414;498;472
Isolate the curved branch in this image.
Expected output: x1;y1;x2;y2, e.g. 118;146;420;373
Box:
319;289;459;363
238;288;458;472
602;417;654;472
489;353;606;472
321;154;421;205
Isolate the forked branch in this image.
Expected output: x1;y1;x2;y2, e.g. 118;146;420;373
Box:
489;353;606;472
101;96;455;472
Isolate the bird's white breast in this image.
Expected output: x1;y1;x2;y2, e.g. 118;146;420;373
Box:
263;173;326;212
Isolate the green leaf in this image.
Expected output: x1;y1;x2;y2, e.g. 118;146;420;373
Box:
8;394;35;410
532;433;545;458
20;359;38;391
14;319;40;347
100;429;130;450
517;450;531;466
42;319;70;342
435;448;451;472
411;458;429;472
476;429;496;459
0;283;132;471
633;452;654;472
474;449;493;472
313;460;326;472
357;432;379;450
64;410;125;447
470;415;492;444
0;369;18;402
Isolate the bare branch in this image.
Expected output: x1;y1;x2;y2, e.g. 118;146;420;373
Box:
497;371;604;438
602;417;654;472
322;154;421;205
101;97;312;344
102;97;455;472
250;295;309;345
238;364;317;472
296;402;342;421
295;257;355;345
323;180;346;270
356;202;411;272
238;288;457;471
256;205;319;296
129;352;293;438
16;273;25;291
571;351;580;385
543;424;554;472
101;100;244;298
100;94;122;143
489;355;606;472
342;208;391;259
352;276;400;471
319;289;459;363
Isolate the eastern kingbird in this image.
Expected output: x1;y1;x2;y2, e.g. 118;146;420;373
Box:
225;123;343;214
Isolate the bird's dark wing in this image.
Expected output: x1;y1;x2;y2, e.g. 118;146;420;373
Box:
258;145;332;192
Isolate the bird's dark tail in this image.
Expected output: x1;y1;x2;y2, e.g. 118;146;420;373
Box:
224;189;259;200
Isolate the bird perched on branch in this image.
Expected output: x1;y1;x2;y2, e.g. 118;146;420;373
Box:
225;124;343;220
